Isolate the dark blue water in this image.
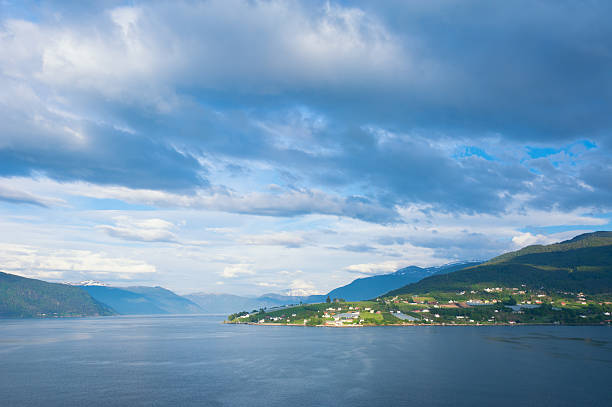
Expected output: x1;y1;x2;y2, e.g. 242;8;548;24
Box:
1;315;610;407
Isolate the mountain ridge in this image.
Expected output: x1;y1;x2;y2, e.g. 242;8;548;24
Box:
0;272;116;318
80;285;203;315
325;261;481;301
386;231;612;297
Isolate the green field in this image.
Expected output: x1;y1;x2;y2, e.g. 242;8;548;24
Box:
227;288;612;326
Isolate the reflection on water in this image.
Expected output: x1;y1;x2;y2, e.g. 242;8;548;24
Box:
0;315;610;407
485;331;612;364
487;332;609;347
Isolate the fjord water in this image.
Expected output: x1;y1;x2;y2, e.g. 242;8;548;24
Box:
1;316;610;407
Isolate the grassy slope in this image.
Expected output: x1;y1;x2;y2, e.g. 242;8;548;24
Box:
228;232;612;326
386;232;612;296
486;231;612;264
0;272;116;318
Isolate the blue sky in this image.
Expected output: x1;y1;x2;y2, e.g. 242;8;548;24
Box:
0;0;611;295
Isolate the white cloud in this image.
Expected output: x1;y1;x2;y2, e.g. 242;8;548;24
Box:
0;175;608;294
344;261;403;276
0;185;66;207
0;243;155;281
256;282;278;287
285;278;321;296
511;232;551;247
238;231;306;248
0;1;406;105
220;264;255;278
510;230;587;248
96;216;177;242
0;176;396;221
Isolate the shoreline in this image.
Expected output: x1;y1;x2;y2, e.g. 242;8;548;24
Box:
224;321;610;328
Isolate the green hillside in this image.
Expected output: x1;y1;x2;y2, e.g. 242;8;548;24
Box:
485;231;612;265
0;272;116;318
387;232;612;297
229;232;612;326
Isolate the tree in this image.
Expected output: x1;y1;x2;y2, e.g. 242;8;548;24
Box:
504;296;517;306
326;296;331;303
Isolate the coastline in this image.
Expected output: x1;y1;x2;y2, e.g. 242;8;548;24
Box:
224;321;611;328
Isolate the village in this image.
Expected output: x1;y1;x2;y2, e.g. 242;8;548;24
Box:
228;286;612;326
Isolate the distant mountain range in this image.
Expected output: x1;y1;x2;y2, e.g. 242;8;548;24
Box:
80;285;203;315
3;231;610;318
185;292;326;314
325;262;481;301
185;262;480;313
386;231;612;297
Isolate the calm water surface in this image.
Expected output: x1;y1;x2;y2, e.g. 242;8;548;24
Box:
1;315;610;406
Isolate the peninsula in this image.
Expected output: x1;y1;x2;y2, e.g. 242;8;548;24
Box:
227;232;612;326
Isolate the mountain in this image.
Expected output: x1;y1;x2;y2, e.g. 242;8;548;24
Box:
185;292;326;314
258;292;326;304
386;231;612;297
486;231;612;264
186;263;478;313
0;272;115;318
121;286;203;314
81;285;202;315
326;262;481;301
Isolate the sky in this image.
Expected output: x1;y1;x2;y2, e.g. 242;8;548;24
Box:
0;0;611;295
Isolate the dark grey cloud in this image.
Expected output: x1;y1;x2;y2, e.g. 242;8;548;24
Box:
342;0;612;140
405;231;510;261
0;123;206;191
1;0;611;221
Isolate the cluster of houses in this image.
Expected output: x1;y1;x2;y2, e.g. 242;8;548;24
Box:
322;306;368;325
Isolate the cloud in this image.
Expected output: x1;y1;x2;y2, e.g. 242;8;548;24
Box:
285;278;321;296
0;1;611;296
344;261;404;276
220;264;255;278
1;1;611;219
256;282;279;288
96;216;178;242
511;232;556;248
337;244;377;253
0;176;401;222
238;232;306;248
0;185;65;207
0;243;155;281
